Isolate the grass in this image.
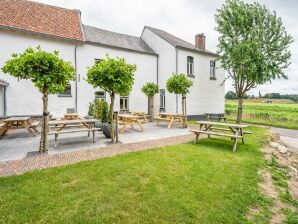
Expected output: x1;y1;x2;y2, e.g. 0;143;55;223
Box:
0;127;268;224
226;99;298;129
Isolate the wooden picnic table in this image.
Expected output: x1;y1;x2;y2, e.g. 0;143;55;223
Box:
129;111;148;122
190;121;251;152
0;117;39;137
154;113;183;128
48;119;100;148
63;113;83;120
49;119;98;131
118;114;146;134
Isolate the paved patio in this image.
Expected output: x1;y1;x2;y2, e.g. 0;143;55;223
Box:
0;122;190;162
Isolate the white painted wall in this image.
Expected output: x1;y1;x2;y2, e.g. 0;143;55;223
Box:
141;28;225;116
0;30;77;116
0;86;4;116
177;49;225;115
76;44;157;116
141;28;177;114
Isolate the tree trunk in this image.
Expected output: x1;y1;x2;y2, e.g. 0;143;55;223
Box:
182;94;187;128
109;93;115;143
39;87;49;153
236;96;243;124
149;96;154;122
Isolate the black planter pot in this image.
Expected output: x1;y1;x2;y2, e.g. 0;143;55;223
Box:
102;123;112;138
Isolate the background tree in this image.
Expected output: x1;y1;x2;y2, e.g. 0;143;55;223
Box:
225;91;237;100
86;55;136;142
166;73;193;128
2;46;75;152
216;0;293;123
141;82;159;122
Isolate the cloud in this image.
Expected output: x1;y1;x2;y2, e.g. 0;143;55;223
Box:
35;0;297;94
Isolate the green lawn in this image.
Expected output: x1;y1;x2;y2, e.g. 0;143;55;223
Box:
0;127;268;224
226;100;298;129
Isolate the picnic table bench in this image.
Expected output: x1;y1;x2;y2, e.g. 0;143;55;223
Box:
204;113;227;122
0;117;39;137
154;113;183;128
190;121;251;152
48;119;99;148
118;114;146;134
128;111;149;122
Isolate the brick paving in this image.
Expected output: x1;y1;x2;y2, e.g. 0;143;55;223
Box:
0;133;194;177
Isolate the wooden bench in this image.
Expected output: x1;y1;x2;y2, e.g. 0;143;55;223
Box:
210;127;252;135
0;123;7;136
205;113;227;122
189;129;243;152
48;128;101;148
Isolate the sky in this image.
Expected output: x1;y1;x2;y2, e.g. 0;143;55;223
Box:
36;0;298;95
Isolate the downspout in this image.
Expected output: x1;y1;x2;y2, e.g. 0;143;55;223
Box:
156;55;159;85
4;86;7;116
175;47;178;114
74;44;78;113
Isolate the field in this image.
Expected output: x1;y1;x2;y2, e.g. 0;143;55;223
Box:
226;99;298;129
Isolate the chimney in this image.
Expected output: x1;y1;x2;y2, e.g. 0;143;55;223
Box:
195;33;205;51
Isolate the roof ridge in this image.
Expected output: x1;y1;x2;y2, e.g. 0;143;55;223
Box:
83;24;140;39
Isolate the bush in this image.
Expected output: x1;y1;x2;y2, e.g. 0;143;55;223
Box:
88;99;109;123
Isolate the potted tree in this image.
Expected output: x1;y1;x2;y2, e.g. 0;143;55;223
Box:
86;55;136;142
166;73;193;128
141;82;159;122
1;46;75;152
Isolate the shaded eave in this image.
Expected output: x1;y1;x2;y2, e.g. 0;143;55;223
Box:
0;25;84;44
85;40;158;56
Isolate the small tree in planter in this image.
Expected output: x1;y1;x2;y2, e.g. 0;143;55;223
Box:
1;46;75;152
86;55;136;142
166;73;193;128
141;82;159;122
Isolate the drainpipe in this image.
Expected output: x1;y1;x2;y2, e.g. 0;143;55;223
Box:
156;55;159;85
4;86;7;116
175;47;178;114
74;44;78;113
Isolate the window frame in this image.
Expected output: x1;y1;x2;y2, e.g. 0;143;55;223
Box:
95;91;106;101
210;60;216;80
120;96;129;112
58;83;72;97
160;89;165;111
187;56;194;77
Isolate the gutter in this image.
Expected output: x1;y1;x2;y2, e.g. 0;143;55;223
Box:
4;86;7;116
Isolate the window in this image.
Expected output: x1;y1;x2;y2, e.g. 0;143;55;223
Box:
95;59;103;64
187;56;194;77
160;89;165;111
58;83;72;97
120;96;129;111
210;60;216;80
95;91;106;101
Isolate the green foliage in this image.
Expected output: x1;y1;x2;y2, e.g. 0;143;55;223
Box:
283;208;298;224
88;99;109;123
0;127;269;223
216;0;293;94
166;73;193;95
1;46;75;94
225;100;298;129
88;102;95;117
225;91;237;99
141;82;159;97
86;55;136;97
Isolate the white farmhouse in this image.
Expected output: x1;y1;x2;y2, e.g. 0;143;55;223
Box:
0;0;225;119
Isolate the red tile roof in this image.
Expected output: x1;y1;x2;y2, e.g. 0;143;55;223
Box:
0;0;84;41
